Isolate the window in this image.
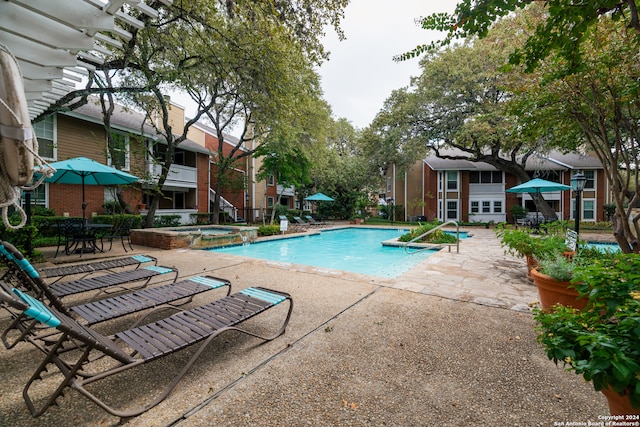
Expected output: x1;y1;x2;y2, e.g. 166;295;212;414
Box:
268;173;274;186
21;185;47;209
33;115;55;160
386;177;392;192
584;170;595;190
446;171;458;191
583;200;595;220
267;196;274;208
469;171;503;184
107;132;130;171
447;200;458;219
470;199;503;214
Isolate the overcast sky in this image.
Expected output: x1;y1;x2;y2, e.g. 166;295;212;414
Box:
318;0;457;130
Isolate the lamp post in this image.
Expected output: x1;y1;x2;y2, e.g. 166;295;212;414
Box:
387;198;394;225
570;172;587;235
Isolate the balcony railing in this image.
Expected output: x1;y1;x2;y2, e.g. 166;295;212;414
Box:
149;164;197;188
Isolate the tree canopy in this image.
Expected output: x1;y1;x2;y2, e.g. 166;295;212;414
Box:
396;0;640;72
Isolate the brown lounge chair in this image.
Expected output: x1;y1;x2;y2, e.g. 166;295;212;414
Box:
304;215;328;227
37;254;158;285
0;241;229;349
0;241;178;300
0;284;292;421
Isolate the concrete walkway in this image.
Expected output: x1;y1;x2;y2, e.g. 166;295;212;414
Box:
0;226;610;426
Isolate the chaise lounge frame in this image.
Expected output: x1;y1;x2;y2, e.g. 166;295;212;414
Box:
0;285;293;422
0;242;230;350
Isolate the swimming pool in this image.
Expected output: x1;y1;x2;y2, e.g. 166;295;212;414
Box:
586;241;621;252
209;227;440;278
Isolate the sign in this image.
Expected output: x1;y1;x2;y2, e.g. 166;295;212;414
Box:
565;230;578;251
280;218;288;232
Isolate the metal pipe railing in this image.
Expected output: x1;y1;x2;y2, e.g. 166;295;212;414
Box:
403;221;460;254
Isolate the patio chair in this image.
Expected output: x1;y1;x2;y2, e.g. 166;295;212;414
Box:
52;218;84;257
0;267;231;350
37;254;158;285
304;215;327;227
99;216;136;252
292;216;310;230
0;241;178;300
0;284;292;420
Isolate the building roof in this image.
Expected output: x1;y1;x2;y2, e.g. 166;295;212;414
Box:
191;120;246;152
424;148;602;171
64;99;211;155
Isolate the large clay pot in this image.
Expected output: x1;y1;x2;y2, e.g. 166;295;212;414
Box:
525;255;537;278
601;387;640;415
530;268;587;310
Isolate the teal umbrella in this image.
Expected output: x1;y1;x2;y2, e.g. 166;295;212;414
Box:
304;192;334;202
505;178;571;194
506;178;571;220
34;157;139;220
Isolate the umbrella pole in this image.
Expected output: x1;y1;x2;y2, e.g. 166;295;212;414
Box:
81;175;87;222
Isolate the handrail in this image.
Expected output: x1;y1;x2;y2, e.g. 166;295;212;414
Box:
403;220;460;254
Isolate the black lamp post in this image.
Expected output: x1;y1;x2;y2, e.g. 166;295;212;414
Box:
388;198;394;224
570;172;587;235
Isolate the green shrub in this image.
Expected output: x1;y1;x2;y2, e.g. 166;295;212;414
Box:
258;225;280;236
398;223;457;244
153;215;181;228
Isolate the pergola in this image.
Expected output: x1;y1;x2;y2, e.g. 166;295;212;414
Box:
0;0;169;119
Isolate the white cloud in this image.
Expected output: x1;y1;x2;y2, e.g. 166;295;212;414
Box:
319;0;457;130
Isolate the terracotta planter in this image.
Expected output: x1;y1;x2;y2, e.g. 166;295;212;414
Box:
601;387;640;415
530;268;587;310
525;255;538;278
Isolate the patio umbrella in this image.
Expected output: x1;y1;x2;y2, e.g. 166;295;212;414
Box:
304;192;334;202
506;178;571;221
34;157;139;221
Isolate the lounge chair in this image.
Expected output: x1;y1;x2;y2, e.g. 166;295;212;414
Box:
0;284;292;420
292;216;310;230
0;241;178;300
37;254;158;285
304;215;327;227
0;270;231;350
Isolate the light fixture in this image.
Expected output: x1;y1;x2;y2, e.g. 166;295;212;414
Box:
570;172;587;234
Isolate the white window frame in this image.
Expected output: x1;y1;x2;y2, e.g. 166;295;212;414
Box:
107;131;130;171
33;115;56;161
446;200;458;220
446;171;458;191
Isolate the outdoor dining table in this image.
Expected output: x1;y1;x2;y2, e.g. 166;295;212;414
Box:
53;219;112;256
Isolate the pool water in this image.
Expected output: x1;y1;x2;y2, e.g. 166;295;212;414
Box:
209;227;440;278
586;241;621;252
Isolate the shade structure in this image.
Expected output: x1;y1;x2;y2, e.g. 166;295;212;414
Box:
505;178;571;194
34;157;139;220
305;192;334;202
506;178;571;222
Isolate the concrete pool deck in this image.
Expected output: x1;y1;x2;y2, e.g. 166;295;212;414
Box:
0;226;613;426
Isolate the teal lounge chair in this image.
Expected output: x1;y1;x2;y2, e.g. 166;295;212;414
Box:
0;284;292;421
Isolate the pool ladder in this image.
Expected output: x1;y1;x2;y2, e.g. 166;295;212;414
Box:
403;221;460;254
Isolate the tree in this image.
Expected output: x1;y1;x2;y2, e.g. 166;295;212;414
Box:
397;0;640;72
510;18;640;252
312;119;380;220
369;18;559;219
33;0;349;227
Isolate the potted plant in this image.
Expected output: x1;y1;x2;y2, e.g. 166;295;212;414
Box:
533;253;640;415
495;225;567;275
531;254;587;310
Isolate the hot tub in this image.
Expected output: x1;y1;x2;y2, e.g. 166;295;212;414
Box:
131;225;258;250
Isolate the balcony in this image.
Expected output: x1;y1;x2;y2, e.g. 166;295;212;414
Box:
149;164;197;189
277;185;295;197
